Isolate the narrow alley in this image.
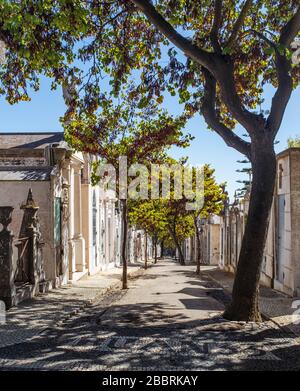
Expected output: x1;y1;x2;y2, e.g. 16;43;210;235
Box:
0;260;299;371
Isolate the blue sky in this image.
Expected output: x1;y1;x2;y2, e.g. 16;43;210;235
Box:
0;76;299;199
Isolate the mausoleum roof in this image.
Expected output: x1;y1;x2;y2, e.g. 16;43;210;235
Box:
0;166;52;181
0;132;64;149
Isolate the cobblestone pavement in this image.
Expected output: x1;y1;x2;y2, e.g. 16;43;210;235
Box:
0;264;143;349
204;267;300;337
0;260;300;371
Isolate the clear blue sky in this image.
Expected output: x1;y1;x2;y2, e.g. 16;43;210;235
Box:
0;76;299;199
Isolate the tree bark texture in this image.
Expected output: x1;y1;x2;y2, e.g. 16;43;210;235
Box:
224;143;277;321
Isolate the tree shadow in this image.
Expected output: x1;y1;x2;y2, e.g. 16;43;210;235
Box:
1;261;300;370
1;306;299;371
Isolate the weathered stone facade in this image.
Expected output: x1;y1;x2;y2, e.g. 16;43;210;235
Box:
0;132;124;306
0;132;159;308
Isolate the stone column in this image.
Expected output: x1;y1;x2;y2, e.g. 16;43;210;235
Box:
61;177;70;282
0;207;16;309
20;189;41;294
68;164;76;279
73;165;86;272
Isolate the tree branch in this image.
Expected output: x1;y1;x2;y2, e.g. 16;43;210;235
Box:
270;7;300;132
226;0;253;49
248;29;277;51
131;0;261;136
267;53;293;134
131;0;216;72
238;28;293;134
214;57;264;134
201;68;251;159
279;6;300;47
268;7;300;133
210;0;223;53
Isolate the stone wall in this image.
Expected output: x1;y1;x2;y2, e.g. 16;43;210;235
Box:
0;181;53;281
290;149;300;296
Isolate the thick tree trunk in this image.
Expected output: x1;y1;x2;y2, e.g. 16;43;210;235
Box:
194;218;201;275
224;143;276;322
121;199;128;289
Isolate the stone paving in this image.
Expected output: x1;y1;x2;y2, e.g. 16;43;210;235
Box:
0;260;299;371
204;267;300;338
0;263;145;349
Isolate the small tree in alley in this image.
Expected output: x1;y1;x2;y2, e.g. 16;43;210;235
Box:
65;95;190;289
129;200;167;266
73;1;300;321
190;165;226;275
159;164;225;268
163;198;194;265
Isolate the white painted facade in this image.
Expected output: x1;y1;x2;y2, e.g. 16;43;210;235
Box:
0;133;122;291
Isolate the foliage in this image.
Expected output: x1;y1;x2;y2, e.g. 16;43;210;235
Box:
128;199;167;241
128;162;225;260
65;91;192;181
0;0;89;104
59;0;300;157
191;165;226;219
287;135;300;147
235;159;252;198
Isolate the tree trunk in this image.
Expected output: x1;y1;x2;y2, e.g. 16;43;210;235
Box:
154;237;158;263
194;218;201;275
144;232;148;269
160;239;164;259
121;199;128;289
224;143;276;322
168;227;185;265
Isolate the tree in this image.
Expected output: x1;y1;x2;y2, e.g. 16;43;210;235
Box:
165;207;194;265
75;1;300;321
65;95;190;289
287;135;300;147
235;159;252;199
149;158;196;266
0;1;88;104
129;199;167;265
190;165;226;275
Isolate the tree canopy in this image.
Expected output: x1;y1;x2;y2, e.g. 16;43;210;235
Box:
0;0;91;104
53;0;300;159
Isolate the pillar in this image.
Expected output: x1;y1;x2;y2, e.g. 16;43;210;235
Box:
0;207;16;309
73;165;86;272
